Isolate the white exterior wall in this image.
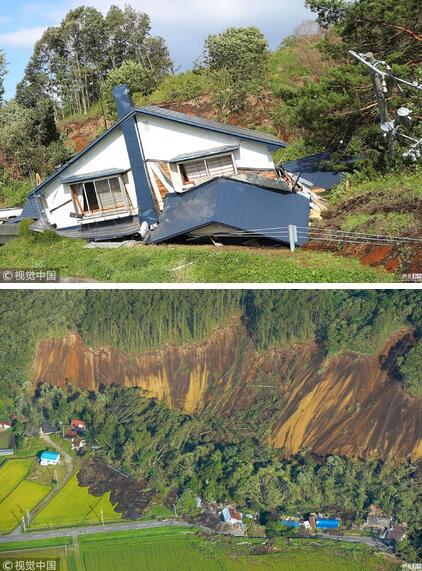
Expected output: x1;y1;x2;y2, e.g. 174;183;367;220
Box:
42;128;137;229
136;113;275;192
39;112;278;230
40;457;60;466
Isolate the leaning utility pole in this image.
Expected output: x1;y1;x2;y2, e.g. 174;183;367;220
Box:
349;50;422;165
366;52;395;167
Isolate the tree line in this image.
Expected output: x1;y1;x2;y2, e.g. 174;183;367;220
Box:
0;290;420;402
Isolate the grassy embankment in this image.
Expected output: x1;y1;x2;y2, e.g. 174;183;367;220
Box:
0;231;395;283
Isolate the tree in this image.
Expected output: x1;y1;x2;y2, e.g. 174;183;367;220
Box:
0;50;6;105
283;0;422;170
16;5;172;118
0;100;68;177
102;60;159;118
399;342;422;396
203;27;269;118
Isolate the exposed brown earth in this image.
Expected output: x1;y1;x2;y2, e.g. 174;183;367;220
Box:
31;321;422;462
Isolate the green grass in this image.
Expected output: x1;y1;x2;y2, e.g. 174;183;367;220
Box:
0;480;51;533
31;474;121;529
76;527;398;571
0;459;33;502
13;437;45;458
0;235;395;283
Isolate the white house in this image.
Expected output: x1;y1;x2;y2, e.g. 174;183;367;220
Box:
221;506;243;525
0;421;12;430
22;85;313;245
40;451;60;466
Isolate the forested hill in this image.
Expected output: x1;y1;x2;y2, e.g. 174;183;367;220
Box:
0;290;421;462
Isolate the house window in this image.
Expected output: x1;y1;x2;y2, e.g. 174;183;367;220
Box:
70;176;127;216
180;154;236;184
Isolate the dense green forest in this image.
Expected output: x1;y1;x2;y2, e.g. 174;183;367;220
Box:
0;290;421;398
8;382;422;561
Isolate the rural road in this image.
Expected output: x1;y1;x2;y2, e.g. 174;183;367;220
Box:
10;431;74;536
1;520;193;544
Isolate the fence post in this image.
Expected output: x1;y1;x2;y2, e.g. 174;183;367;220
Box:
288;225;297;252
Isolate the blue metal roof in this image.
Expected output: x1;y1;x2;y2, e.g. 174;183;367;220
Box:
12;194;42;222
40;451;60;460
281;519;300;528
283;152;345;190
137;106;287;150
147;177;310;246
316;518;340;529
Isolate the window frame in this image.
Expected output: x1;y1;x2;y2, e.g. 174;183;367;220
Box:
70;175;130;218
178;152;237;185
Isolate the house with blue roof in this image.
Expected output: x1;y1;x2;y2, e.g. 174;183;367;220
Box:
19;84;313;245
40;450;61;466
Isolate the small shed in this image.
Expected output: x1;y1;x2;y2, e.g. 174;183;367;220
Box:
0;421;12;430
40;451;60;466
221;506;243;525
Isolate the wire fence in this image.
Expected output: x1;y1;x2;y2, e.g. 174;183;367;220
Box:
204;225;422;248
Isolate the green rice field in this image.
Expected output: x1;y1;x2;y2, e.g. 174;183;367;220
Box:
31;474;121;529
0;480;51;533
0;459;32;503
78;528;399;571
0;528;399;571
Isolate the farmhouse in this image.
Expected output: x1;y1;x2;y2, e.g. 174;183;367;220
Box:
0;449;14;456
0;421;12;430
41;421;60;435
365;504;391;529
40;451;60;466
71;419;85;431
221;506;243;525
17;84;314;246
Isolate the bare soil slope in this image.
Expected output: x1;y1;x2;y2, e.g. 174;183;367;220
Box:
31;321;421;462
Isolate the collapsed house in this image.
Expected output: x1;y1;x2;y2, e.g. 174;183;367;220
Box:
16;84;322;246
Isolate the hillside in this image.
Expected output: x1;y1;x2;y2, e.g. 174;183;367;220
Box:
30;319;421;462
